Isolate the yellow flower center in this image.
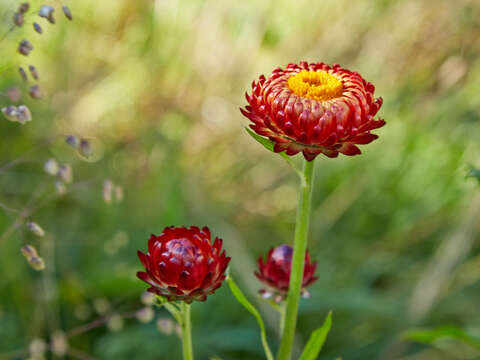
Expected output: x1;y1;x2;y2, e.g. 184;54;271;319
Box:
287;70;343;101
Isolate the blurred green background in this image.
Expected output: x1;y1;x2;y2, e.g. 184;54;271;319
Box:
1;0;480;359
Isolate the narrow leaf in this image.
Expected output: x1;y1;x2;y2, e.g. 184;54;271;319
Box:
299;311;333;360
227;276;274;360
245;127;305;184
403;326;480;349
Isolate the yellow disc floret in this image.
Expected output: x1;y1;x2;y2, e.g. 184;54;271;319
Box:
287;70;343;101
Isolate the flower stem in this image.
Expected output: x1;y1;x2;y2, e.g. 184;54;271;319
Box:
180;302;194;360
277;158;316;360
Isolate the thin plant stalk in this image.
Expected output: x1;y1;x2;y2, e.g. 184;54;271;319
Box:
180;302;194;360
277;158;316;360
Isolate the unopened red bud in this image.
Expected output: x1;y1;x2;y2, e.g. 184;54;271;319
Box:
28;65;39;80
13;13;24;27
62;5;73;21
29;85;43;99
33;22;43;34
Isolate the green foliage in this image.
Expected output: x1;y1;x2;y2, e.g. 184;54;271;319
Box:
299;312;333;360
227;276;274;360
403;326;480;350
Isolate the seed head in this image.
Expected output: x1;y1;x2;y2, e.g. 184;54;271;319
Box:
13;13;24;27
62;5;73;21
44;158;59;176
29;65;39;80
19;67;28;81
21;244;39;259
38;5;55;24
7;88;22;102
136;307;154;324
65;135;79;149
29;85;43;99
29;338;47;357
18;3;30;14
156;318;174;335
16;105;32;124
79;138;93;158
55;181;67;195
51;331;68;357
33;22;43;34
27;221;45;237
103;180;113;204
28;256;46;271
18;40;33;56
58;164;73;184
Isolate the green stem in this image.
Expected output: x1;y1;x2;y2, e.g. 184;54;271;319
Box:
277;158;316;360
180;302;194;360
279;302;287;336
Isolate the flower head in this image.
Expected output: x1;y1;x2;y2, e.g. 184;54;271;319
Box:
137;226;230;303
255;244;318;302
241;62;384;160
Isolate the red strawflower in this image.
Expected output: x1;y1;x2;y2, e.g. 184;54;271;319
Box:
241;61;385;160
137;226;230;303
255;244;318;302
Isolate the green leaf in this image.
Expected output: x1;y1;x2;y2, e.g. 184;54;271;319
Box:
227;276;274;360
245;127;305;184
154;296;182;324
403;326;480;349
299;311;333;360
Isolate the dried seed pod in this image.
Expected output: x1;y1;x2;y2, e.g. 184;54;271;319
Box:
103;180;113;204
44;158;59;176
140;291;155;306
27;221;45;237
38;5;55;24
2;106;19;122
19;67;28;81
79;138;93;158
115;186;124;202
65;135;79;149
58;164;73;184
28;256;46;271
55;180;67;195
33;22;43;34
157;318;174;335
29;85;43;99
16;105;32;124
62;5;73;21
107;314;124;332
13;13;24;27
29;338;47;357
18;3;30;14
28;65;39;80
136;307;154;324
21;244;39;260
18;40;33;56
51;331;68;357
7;88;21;102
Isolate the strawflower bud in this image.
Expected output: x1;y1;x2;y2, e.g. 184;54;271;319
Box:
7;87;21;102
58;164;73;183
18;40;33;56
19;67;28;81
21;244;39;259
157;318;174;335
65;135;79;149
13;13;24;27
140;291;155;306
29;85;43;99
137;226;230;303
33;22;43;34
18;3;30;13
55;181;67;195
62;5;73;21
79;138;93;158
2;106;18;122
28;256;46;271
255;244;318;303
16;105;32;124
38;5;55;24
29;65;39;80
